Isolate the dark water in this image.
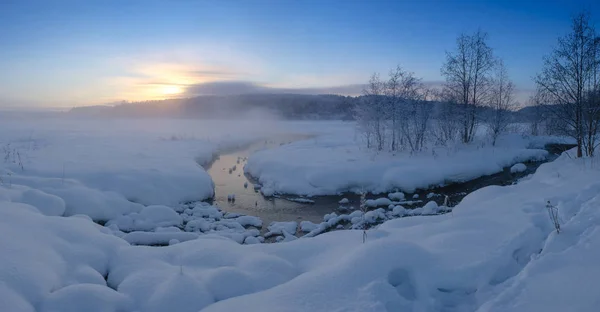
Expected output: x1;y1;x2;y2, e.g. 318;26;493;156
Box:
207;141;577;226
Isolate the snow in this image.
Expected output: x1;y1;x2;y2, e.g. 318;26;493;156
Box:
139;205;182;227
0;118;286;221
286;197;315;204
365;197;393;207
122;232;200;245
245;130;552;196
40;284;133;312
300;220;319;232
339;197;350;204
0;118;598;311
266;221;298;236
388;191;405;201
421;201;439;215
235;215;263;228
260;186;275;197
510;162;527;173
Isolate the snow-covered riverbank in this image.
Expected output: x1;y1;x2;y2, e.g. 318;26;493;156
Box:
2;142;599;311
245;130;570;196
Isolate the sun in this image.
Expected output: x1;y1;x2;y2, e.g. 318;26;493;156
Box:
159;85;183;95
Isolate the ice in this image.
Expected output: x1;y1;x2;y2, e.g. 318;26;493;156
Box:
510;162;527;173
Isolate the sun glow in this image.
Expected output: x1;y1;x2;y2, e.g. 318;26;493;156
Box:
159;85;183;95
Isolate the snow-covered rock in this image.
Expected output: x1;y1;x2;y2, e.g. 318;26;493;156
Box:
300;220;318;232
421;201;439;215
260;187;275;197
266;221;297;236
139;205;182;228
510;163;527;173
365;197;392;208
388;192;405;201
235;215;263;228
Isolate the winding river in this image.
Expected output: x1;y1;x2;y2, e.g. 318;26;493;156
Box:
205;137;576;226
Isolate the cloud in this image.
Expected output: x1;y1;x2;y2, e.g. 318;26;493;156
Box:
178;81;366;97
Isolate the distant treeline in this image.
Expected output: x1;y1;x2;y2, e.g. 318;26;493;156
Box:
68;93;538;121
69;94;357;120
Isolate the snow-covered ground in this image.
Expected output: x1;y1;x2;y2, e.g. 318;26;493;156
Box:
0;117;290;220
2;143;599;311
245;131;566;196
1;116;597;311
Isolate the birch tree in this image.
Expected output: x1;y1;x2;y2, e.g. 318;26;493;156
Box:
487;60;515;145
535;12;600;157
441;30;496;143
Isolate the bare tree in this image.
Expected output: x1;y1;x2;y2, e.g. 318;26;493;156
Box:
356;73;386;151
487;60;516;145
441;30;496;143
432;88;462;145
535;12;600;157
400;85;433;152
386;67;428;152
527;91;547;136
357;67;432;153
385;66;403;151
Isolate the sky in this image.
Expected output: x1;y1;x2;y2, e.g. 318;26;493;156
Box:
0;0;599;108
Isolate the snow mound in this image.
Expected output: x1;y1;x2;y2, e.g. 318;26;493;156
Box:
266;221;298;236
235;215;263;228
388;192;405;201
510;163;527;173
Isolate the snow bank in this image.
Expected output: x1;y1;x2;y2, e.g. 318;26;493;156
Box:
246;131;549;196
0;118;286;218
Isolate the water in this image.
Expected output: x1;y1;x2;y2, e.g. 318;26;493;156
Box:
207;139;577;227
206;134;343;226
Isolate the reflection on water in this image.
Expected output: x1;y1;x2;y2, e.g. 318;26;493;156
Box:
206;134;346;226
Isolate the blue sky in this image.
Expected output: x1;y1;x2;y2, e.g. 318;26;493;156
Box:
1;0;598;107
